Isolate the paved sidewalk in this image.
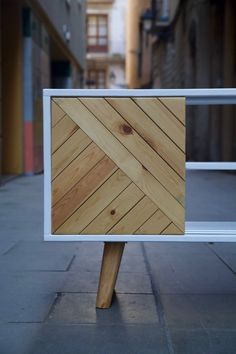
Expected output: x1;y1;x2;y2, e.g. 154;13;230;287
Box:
0;172;236;354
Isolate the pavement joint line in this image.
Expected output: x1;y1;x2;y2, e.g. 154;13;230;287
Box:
7;321;43;324
44;292;62;322
12;269;76;273
2;241;20;255
207;243;236;275
200;319;215;350
65;254;76;271
3;322;162;327
47;291;155;295
154;293;236;296
141;243;175;354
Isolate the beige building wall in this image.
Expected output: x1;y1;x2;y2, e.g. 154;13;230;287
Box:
86;0;126;89
126;0;150;88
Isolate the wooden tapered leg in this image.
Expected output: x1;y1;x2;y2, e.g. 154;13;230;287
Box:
96;242;125;309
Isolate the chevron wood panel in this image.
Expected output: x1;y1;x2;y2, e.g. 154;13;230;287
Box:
51;97;185;235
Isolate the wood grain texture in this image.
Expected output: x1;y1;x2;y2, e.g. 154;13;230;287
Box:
159;98;185;125
54;98;184;230
135;209;171;235
51;96;186;235
51;114;78;153
51;100;66;127
52;156;117;231
52;128;91;179
108;196;158;235
161;223;182;234
57;170;131;234
80;98;184;205
82;183;144;234
133;98;185;151
52;143;105;205
107;97;185;178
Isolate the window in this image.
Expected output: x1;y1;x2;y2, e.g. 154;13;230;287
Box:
87;70;106;89
87;15;108;53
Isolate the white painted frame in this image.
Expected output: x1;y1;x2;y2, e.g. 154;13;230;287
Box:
43;89;236;242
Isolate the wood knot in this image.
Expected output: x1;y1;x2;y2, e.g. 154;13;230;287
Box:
120;124;133;135
110;209;116;215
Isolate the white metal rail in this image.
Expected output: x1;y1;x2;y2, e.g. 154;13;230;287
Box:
43;88;236;242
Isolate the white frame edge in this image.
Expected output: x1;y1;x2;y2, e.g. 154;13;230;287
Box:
43;89;236;242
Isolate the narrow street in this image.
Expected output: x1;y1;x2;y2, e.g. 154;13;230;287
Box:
0;172;236;354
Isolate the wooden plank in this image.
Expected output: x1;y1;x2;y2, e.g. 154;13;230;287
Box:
135;209;171;235
56;169;131;234
51;114;79;153
52;156;117;232
108;196;158;234
96;242;125;308
158;98;185;125
133;98;185;152
54;98;184;231
80;98;184;205
52;100;66;127
52;143;105;206
82;183;144;234
107;97;185;179
52;129;91;179
162;223;182;235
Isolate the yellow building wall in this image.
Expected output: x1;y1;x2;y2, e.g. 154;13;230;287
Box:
2;0;23;174
0;3;2;175
126;0;150;88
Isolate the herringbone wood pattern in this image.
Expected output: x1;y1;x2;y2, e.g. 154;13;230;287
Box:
51;97;185;235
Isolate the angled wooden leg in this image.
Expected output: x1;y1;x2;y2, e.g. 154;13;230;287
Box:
96;242;125;309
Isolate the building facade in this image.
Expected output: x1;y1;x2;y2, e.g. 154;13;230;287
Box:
86;0;126;89
0;0;86;180
137;0;236;162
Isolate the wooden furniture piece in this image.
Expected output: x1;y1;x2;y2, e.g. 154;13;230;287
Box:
46;93;186;308
96;242;125;308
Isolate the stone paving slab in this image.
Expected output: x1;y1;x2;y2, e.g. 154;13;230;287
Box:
214;254;236;273
59;271;152;293
0;240;18;255
71;249;148;274
0;176;43;242
47;293;159;325
0;289;55;323
1;173;236;354
76;241;144;257
143;242;210;254
169;329;236;354
0;323;41;354
0;323;169;354
0;271;66;294
116;272;153;293
186;171;236;221
208;242;236;272
209;243;236;254
144;244;236;294
0;241;77;271
161;294;236;330
0;270;151;295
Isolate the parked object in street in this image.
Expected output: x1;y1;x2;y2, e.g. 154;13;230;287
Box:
43;88;236;308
